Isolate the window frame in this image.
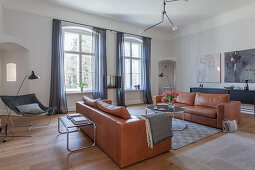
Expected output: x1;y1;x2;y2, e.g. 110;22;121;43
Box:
63;27;94;92
124;36;143;90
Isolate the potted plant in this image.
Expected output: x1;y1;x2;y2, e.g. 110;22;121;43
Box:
161;90;179;109
77;82;86;92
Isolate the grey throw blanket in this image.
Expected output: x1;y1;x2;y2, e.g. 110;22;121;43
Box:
139;113;172;149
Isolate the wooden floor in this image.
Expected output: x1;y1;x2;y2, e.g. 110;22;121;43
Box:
0;105;254;170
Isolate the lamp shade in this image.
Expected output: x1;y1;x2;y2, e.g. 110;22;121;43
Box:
28;71;40;80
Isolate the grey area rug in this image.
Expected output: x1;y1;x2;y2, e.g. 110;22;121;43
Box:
170;131;255;170
172;118;221;150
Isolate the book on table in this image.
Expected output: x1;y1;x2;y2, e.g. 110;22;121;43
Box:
71;116;89;125
67;113;82;119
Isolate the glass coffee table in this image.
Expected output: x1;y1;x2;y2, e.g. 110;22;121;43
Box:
146;105;187;131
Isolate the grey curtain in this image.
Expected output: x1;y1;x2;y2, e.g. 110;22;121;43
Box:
116;32;125;106
142;37;153;104
92;27;107;99
49;19;68;114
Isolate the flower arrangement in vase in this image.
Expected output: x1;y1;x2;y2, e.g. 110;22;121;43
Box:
162;90;179;109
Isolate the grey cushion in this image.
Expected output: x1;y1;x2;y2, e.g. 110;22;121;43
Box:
16;103;44;114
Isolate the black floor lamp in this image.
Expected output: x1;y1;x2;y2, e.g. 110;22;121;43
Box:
0;71;40;142
158;73;173;92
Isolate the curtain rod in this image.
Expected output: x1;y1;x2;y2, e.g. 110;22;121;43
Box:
60;19;150;39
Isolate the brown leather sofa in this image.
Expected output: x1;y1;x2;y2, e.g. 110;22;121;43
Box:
153;92;241;129
76;99;172;168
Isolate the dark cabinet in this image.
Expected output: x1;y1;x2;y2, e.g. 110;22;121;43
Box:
229;90;255;104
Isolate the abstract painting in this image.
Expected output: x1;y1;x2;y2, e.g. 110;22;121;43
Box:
225;49;255;83
197;54;221;83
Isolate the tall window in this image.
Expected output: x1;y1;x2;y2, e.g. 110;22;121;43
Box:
124;37;142;90
63;27;94;92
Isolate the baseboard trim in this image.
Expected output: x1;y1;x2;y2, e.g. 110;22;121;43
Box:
125;100;144;106
0;110;8;115
68;106;76;112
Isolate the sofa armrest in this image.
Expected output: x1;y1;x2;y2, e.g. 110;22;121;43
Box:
153;95;163;105
216;101;241;129
116;116;172;168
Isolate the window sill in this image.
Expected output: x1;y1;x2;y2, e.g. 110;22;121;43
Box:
125;89;143;92
66;91;92;95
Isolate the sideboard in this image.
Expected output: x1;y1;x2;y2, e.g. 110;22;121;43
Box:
190;87;255;116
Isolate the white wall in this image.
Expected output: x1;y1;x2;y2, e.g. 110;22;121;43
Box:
168;4;255;92
0;1;171;112
1;50;29;95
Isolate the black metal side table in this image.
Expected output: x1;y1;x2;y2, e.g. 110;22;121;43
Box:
58;115;96;152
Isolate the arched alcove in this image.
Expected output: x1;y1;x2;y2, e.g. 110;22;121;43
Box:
0;42;30;113
158;60;176;95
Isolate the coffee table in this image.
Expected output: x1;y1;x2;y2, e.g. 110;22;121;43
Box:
146;105;187;131
58;115;96;152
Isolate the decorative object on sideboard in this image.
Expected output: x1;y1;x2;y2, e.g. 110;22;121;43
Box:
199;84;203;88
244;80;249;90
225;49;255;83
197;53;221;83
224;85;235;90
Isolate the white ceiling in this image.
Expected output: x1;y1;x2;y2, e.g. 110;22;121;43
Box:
43;0;254;30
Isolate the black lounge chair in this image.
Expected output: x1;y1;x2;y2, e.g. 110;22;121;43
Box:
0;93;55;131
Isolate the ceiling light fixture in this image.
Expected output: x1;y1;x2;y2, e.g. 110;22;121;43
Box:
144;0;187;32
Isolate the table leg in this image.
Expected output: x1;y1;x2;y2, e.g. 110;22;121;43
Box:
67;128;71;152
172;111;187;131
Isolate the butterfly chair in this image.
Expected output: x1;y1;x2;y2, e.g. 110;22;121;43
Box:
0;94;55;132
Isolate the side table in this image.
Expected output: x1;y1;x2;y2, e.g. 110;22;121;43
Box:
58;115;96;152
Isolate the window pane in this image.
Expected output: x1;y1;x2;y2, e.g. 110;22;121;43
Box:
132;59;141;74
82;34;92;53
132;43;141;58
124;42;130;57
64;53;79;91
132;73;141;87
82;55;94;90
64;32;79;52
125;59;130;73
125;73;131;89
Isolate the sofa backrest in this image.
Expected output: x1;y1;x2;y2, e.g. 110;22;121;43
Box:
194;93;230;108
176;92;196;105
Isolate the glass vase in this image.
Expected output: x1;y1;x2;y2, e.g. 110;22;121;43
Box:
168;103;175;109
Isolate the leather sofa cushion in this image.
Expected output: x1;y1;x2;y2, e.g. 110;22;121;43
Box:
184;106;217;119
82;96;97;107
96;100;131;120
194;93;230;108
175;103;188;107
176;92;196;106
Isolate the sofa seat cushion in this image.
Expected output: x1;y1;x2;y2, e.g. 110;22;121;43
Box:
184;106;217;119
96;100;131;120
194;93;230;108
176;92;196;106
175;103;188;107
82;96;97;107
